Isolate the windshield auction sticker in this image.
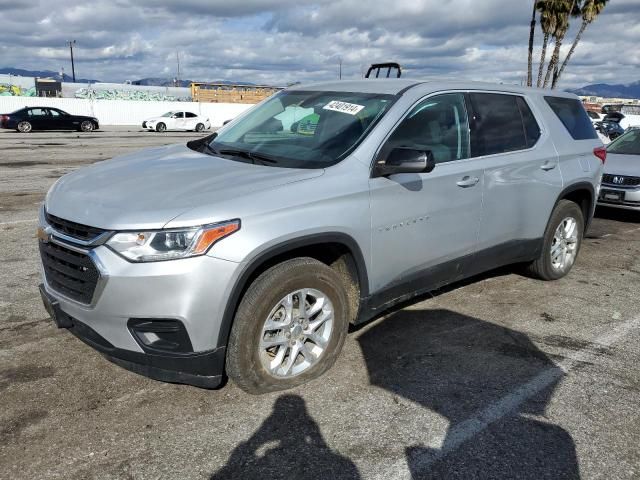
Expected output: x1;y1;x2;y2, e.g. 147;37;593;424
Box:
323;101;365;115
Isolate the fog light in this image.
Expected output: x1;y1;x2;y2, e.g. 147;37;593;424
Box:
128;319;193;353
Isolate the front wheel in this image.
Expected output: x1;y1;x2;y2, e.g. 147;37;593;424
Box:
80;120;94;132
156;122;166;132
195;123;205;132
525;199;584;280
17;121;32;133
226;258;350;394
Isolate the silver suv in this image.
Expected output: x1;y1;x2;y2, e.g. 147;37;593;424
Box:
38;80;604;393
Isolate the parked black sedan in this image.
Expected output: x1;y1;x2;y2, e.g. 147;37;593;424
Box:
0;107;99;133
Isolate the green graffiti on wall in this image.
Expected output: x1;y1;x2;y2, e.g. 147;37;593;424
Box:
74;88;190;102
0;84;36;96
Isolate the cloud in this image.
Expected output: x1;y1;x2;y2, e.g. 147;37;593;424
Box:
0;0;637;89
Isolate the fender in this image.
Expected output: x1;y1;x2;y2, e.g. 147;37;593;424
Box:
554;181;596;232
217;232;369;349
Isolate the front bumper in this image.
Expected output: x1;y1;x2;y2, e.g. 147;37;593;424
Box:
41;283;225;388
38;222;241;388
597;185;640;211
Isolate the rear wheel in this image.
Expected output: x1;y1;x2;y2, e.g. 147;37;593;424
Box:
17;121;32;133
80;120;94;132
226;258;350;394
195;123;205;132
525;199;584;280
156;122;166;133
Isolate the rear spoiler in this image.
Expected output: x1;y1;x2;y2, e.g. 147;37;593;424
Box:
365;63;402;79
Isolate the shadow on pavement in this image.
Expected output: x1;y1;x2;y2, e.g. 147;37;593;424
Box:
358;308;580;479
210;394;360;480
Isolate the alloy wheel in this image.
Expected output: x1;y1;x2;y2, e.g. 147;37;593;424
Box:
259;288;334;378
550;216;578;271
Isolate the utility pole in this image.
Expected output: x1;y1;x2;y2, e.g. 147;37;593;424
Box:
338;57;342;80
67;40;76;82
176;51;180;86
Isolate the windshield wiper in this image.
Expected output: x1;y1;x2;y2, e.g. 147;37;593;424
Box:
216;148;279;166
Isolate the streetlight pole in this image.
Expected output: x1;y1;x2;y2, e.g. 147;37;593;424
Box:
338;57;342;80
67;40;76;82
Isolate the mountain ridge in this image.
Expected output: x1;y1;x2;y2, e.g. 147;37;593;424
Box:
0;67;98;83
569;80;640;99
0;67;254;87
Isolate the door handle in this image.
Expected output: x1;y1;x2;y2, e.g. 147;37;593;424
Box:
456;176;480;188
540;162;557;171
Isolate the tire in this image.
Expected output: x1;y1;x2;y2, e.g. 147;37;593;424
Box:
80;120;94;132
195;123;205;132
17;121;32;133
156;122;166;132
525;199;584;280
226;257;350;394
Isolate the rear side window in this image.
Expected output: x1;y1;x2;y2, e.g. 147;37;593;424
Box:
185;112;198;118
544;96;597;140
469;93;535;156
28;108;48;117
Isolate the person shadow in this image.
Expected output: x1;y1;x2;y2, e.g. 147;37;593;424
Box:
358;308;580;480
210;394;361;480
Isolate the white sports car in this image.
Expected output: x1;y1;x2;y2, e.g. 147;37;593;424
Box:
142;111;211;132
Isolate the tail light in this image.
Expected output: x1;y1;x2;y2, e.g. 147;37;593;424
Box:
593;146;607;164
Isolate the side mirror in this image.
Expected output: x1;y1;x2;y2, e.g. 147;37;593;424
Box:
373;147;435;178
223;119;232;126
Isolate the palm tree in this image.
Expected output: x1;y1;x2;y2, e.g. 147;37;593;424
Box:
536;0;558;88
543;0;579;89
527;1;538;87
553;0;609;87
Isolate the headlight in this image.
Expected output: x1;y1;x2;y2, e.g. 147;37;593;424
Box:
106;220;240;262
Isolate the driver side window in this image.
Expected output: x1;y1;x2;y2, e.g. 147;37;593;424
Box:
386;93;470;164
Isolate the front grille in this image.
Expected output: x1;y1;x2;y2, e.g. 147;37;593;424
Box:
45;211;106;242
39;241;99;304
602;174;640;188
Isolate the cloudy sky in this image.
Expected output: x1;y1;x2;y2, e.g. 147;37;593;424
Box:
1;0;638;88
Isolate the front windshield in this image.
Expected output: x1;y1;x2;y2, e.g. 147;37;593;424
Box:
161;111;176;117
607;129;640;155
208;90;394;168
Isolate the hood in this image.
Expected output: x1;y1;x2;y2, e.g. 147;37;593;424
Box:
45;143;324;230
603;153;640;177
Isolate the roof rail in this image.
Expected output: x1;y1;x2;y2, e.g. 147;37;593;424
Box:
365;63;402;79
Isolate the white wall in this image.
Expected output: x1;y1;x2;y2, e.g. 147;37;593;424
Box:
0;96;253;127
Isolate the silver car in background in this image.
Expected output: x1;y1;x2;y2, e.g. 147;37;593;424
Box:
38;80;604;393
598;128;640;211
